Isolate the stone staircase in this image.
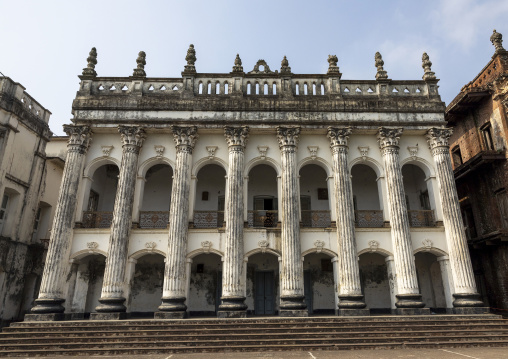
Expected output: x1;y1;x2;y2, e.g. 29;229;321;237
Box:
1;315;508;357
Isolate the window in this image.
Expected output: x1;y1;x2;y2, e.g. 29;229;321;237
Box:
0;194;9;234
451;146;463;167
317;188;328;200
495;190;508;229
32;207;42;241
420;190;431;210
87;190;99;211
462;205;477;239
481;123;495;150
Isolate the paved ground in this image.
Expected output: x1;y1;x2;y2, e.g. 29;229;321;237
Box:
20;348;508;359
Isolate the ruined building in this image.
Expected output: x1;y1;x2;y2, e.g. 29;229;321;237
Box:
0;77;60;325
446;30;508;312
27;45;489;321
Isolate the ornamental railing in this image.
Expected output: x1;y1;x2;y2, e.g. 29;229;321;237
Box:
407;210;436;227
247;210;278;228
354;210;384;228
193;211;224;228
82;211;113;229
139;211;170;229
301;210;331;228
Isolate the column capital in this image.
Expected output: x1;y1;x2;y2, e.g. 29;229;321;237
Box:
327;127;352;148
224;126;249;148
63;125;92;154
277;126;300;149
377;127;403;150
426;127;452;150
118;126;146;149
171;126;198;153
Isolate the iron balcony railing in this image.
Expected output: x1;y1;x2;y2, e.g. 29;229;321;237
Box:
82;211;113;228
407;210;436;227
139;211;170;229
193;210;224;228
301;210;331;228
354;210;384;228
247;210;278;228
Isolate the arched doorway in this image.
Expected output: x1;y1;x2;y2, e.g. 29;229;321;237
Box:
351;164;384;228
246;252;280;315
83;164;119;228
139;164;172;229
415;252;446;312
70;254;106;317
247;164;278;228
194;164;226;228
187;253;223;316
402;164;435;227
299;164;331;228
302;252;335;314
129;253;165;316
359;252;391;313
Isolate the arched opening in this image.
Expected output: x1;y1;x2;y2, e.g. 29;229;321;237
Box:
312;83;316;95
272;83;277;95
415;252;446;312
194;164;226;228
130;253;164;316
402;164;435;227
215;82;220;94
83;164;119;228
224;82;229;94
299;164;330;227
255;83;260;95
247;82;251;95
303;252;335;315
352;164;383;228
359;252;391;313
18;273;40;319
207;82;212;95
247;253;279;315
320;83;325;95
188;253;222;316
69;254;106;317
0;188;21;237
247;164;278;228
295;83;300;95
139;164;172;229
304;83;308;95
32;201;52;242
264;83;268;95
198;82;203;94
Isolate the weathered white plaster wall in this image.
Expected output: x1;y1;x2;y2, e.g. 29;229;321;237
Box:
415;252;446;308
303;253;335;311
129;254;164;313
141;164;172;211
299;164;329;210
194;164;226;211
359;252;391;309
352;164;381;210
187;253;222;313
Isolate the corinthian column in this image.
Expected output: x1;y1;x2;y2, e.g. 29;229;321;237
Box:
28;125;92;321
218;126;249;318
377;127;429;315
156;126;198;319
92;126;146;320
327;127;369;316
426;128;487;314
277;127;307;317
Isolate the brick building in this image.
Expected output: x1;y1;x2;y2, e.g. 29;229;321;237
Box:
445;30;508;312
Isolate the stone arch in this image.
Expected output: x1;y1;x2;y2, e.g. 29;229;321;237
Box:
414;247;448;257
357;247;393;258
244;157;281;177
301;248;337;258
187;248;224;259
400;157;435;178
349;157;384;177
297;157;332;177
244;247;281;260
83;157;121;178
129;248;166;260
192;157;228;177
70;249;108;261
138;157;175;178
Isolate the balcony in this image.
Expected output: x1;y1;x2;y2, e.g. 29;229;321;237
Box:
139;211;169;229
248;210;278;228
407;210;436;227
354;210;384;228
193;211;224;229
301;210;331;228
82;211;113;228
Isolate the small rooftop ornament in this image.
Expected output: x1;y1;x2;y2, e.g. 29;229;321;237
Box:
327;55;340;75
280;56;291;74
422;52;436;81
184;44;197;73
132;51;146;77
82;47;97;77
232;54;243;73
375;52;388;80
490;29;505;53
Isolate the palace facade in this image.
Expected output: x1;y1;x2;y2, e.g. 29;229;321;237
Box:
28;46;487;320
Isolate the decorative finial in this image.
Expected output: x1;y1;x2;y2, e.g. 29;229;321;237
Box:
280;56;291;74
232;54;243;72
82;47;97;77
132;51;146;77
184;44;196;73
327;55;340;75
375;52;388;80
422;52;436;81
490;29;505;53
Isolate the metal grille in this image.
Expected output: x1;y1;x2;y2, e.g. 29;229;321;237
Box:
354;210;384;228
407;210;435;227
193;211;224;228
139;211;170;229
247;210;278;228
82;211;113;228
301;210;331;228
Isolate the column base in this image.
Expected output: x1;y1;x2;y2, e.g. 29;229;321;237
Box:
280;294;307;311
452;293;485;307
338;294;367;309
338;308;370;316
90;312;129;321
158;296;187;312
95;297;126;313
24;313;66;322
154;311;187;319
453;307;490;315
279;309;308;317
30;298;65;314
217;310;247;318
395;293;425;309
218;296;247;317
395;308;431;315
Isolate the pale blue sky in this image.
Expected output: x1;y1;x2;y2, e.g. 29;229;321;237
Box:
1;0;507;135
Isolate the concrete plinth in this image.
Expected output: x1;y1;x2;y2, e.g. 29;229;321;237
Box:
395;308;431;315
217;310;247;318
279;309;308;317
453;307;491;315
338;308;370;316
24;313;66;322
154;311;187;319
89;312;128;321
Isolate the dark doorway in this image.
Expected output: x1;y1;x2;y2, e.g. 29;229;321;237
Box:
215;271;222;313
304;270;313;314
255;271;275;315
